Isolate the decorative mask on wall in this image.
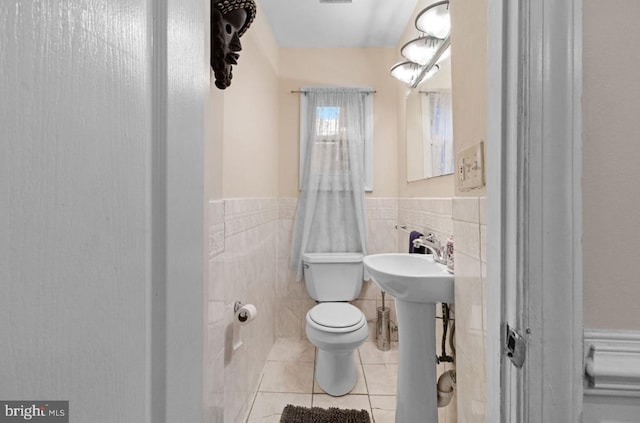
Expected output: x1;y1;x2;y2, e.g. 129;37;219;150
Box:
211;0;257;90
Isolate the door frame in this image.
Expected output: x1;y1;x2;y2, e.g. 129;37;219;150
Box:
150;0;207;422
486;0;583;421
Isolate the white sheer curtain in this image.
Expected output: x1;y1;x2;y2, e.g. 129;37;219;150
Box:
429;90;454;175
290;87;368;280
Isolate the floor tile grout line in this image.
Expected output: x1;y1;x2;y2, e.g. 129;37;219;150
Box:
357;346;376;421
311;347;317;407
244;370;266;423
257;389;315;394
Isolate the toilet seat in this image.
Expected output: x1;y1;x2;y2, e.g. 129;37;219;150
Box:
307;303;366;333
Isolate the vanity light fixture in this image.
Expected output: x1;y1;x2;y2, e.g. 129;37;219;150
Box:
390;0;450;88
390;62;440;87
415;0;451;39
422;64;440;80
390;61;423;85
400;36;441;66
436;45;451;64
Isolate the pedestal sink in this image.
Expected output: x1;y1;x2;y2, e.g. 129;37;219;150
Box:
363;253;454;423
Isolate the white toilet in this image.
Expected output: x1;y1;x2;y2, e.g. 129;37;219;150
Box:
302;252;368;397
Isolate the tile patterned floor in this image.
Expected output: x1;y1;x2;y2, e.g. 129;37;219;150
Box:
246;339;398;423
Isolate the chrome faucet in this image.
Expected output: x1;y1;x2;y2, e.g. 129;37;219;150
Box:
413;232;448;265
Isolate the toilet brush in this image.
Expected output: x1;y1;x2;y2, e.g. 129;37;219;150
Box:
376;291;391;351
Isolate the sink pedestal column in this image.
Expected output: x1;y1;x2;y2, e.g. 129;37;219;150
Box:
394;299;438;423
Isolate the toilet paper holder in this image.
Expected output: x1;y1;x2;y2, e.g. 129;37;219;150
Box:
234;301;250;323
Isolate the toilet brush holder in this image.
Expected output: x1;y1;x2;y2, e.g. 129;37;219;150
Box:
376;306;391;351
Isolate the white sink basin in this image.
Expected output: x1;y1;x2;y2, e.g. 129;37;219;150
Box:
363;253;454;423
363;253;453;304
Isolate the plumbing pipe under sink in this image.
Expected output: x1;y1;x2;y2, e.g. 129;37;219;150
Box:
437;369;456;407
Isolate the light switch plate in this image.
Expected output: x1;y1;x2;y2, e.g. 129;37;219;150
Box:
457;141;485;191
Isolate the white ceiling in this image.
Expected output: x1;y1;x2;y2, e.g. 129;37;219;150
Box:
258;0;420;48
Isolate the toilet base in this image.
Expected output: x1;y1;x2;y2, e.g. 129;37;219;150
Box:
305;313;368;397
315;349;357;396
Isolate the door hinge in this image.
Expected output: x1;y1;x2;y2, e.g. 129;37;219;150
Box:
505;324;526;368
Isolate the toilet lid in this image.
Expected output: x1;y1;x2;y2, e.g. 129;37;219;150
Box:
308;303;364;329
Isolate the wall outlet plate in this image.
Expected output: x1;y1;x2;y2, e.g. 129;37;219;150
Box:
457;141;485;191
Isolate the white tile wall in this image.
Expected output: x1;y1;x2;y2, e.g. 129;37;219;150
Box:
452;196;487;423
275;198;303;339
206;200;225;423
365;197;398;255
397;198;453;253
206;199;278;423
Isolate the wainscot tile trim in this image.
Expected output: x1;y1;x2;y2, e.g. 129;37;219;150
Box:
585;329;640;397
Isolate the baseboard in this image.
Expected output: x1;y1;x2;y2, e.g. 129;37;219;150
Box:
584;329;640;397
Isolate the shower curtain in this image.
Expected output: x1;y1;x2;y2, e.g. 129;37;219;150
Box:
290;87;368;280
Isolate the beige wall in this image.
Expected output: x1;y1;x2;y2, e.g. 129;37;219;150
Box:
583;1;640;330
206;87;224;200
278;47;399;198
206;3;280;200
450;0;487;197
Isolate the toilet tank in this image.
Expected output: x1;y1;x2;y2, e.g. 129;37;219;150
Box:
302;253;364;302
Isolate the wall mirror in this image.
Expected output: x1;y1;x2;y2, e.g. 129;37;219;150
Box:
406;57;454;182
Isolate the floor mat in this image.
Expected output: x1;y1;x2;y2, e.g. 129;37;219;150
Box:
279;404;371;423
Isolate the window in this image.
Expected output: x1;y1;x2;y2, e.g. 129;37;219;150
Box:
315;106;341;136
299;87;374;191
